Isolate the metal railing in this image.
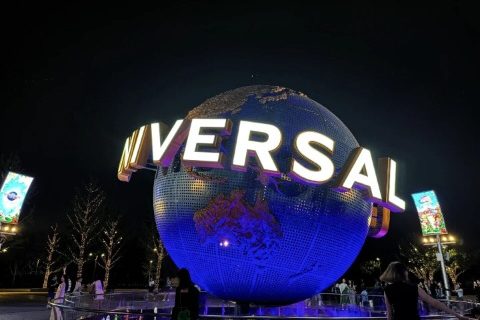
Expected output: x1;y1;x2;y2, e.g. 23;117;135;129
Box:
48;291;478;320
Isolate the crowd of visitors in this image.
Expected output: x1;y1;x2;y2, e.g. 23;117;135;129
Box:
379;261;473;320
409;276;480;303
332;278;359;306
328;277;384;308
47;273;104;303
45;265;480;320
47;271;105;320
322;266;480;319
329;275;480;306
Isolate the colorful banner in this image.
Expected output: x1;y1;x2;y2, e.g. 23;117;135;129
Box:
411;190;447;235
0;172;34;224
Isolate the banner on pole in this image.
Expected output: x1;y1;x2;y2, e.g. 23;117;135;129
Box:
411;190;448;236
0;172;34;224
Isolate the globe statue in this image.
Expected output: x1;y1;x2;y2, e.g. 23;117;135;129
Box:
153;85;371;305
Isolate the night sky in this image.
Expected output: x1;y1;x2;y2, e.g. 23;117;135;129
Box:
2;2;479;281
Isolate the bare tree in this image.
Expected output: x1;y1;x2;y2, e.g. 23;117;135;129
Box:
67;181;105;279
98;218;122;291
42;224;64;288
9;261;19;286
151;234;166;292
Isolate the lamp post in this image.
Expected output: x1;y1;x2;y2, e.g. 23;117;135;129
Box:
0;234;5;251
436;235;450;301
422;234;456;302
89;252;99;281
374;257;382;277
0;222;18;250
148;260;153;282
412;191;453;302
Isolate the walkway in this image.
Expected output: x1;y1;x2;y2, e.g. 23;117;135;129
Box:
0;292;50;320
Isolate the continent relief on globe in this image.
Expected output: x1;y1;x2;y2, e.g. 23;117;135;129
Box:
193;190;283;263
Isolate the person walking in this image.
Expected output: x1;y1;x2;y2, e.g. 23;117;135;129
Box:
47;274;58;307
424;279;432;295
92;278;104;300
65;275;71;295
333;282;341;304
49;274;67;320
148;278;155;293
429;278;438;299
474;280;480;303
417;279;428;313
360;288;369;307
436;282;445;299
338;278;349;307
380;261;472;320
348;280;356;305
454;283;464;301
71;277;83;296
171;268;200;320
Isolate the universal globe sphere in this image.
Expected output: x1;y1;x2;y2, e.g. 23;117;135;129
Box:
153;85;371;305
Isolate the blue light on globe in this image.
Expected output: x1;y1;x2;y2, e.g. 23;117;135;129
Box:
153;85;371;304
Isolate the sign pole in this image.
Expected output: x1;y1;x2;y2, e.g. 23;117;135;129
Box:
0;221;5;251
436;234;451;302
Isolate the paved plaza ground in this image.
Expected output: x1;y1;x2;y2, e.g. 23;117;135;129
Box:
0;292;50;320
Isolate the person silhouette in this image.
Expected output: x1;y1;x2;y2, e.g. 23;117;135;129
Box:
380;261;472;320
49;274;67;320
171;268;199;320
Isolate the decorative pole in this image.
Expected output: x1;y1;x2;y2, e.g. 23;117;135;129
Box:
0;222;5;251
411;191;451;302
436;234;451;301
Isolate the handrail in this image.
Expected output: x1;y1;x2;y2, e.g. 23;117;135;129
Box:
48;291;478;320
48;299;459;320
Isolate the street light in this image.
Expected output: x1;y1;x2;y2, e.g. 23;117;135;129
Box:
148;260;153;282
1;223;19;234
422;235;457;246
421;234;457;301
0;222;19;250
90;253;99;280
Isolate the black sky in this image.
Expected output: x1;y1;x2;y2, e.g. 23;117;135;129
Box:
2;2;479;262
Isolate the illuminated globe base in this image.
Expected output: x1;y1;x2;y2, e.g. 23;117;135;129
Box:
153;86;372;304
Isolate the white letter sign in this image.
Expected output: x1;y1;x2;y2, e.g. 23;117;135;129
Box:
182;118;232;168
289;131;335;184
232;121;282;175
334;147;383;202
